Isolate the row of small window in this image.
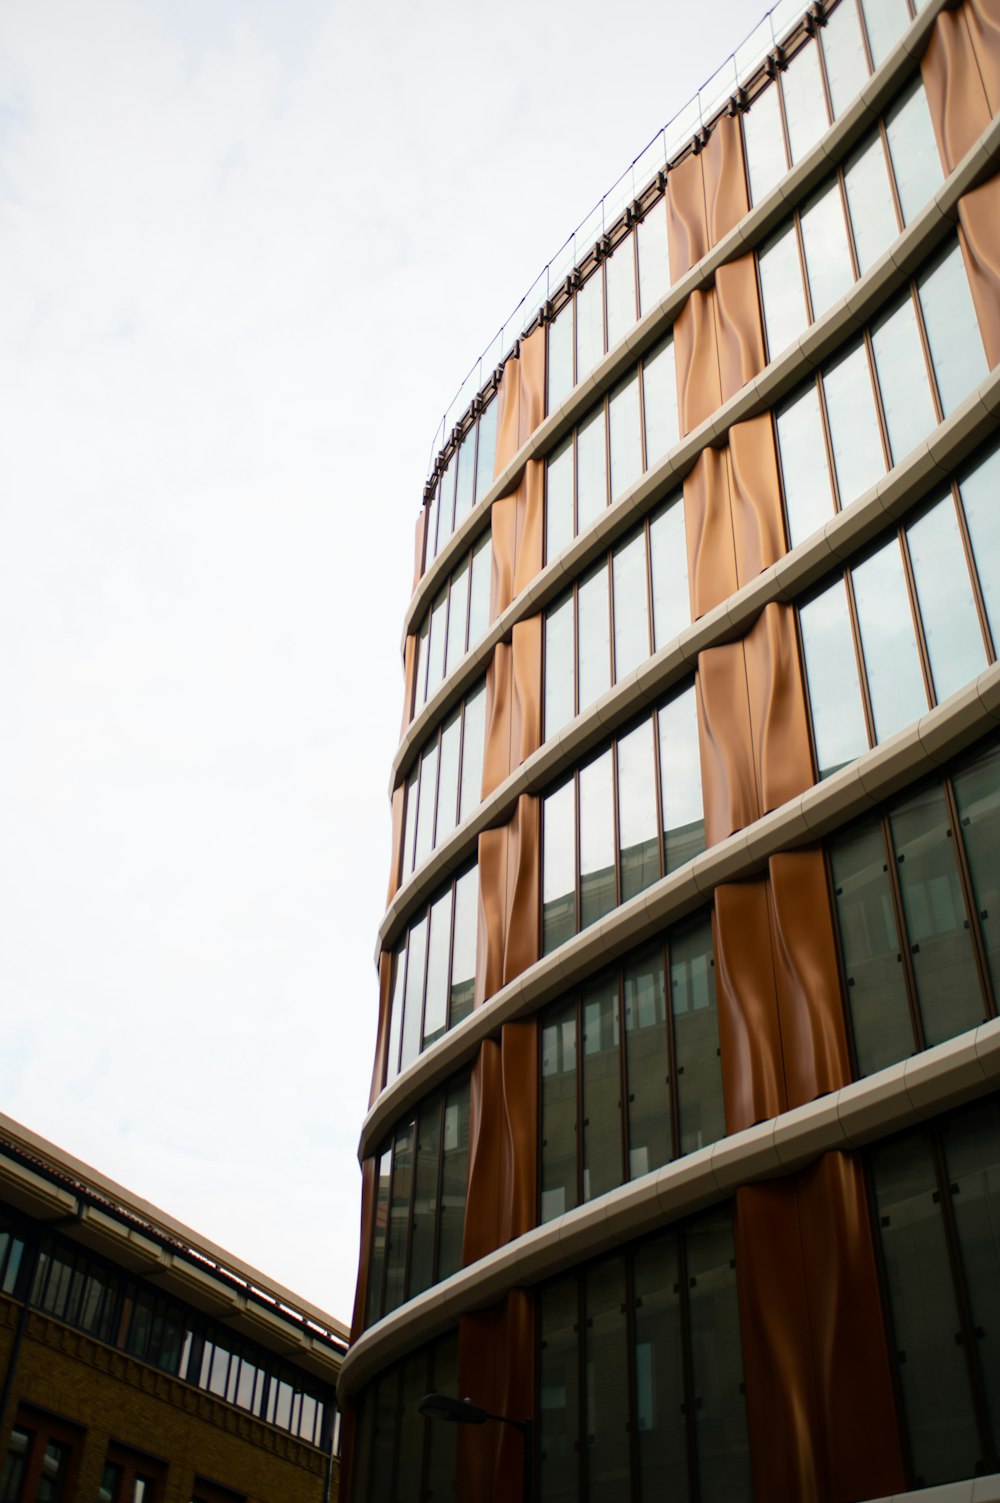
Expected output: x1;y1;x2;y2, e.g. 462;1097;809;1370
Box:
348;1331;459;1503
800;442;999;780
365;1074;470;1327
400;682;485;883
545;337;678;561
543;0;921;417
2;1410;246;1503
544;495;688;739
759;77;944;364
743;0;924;208
424;398;499;574
830;736;1000;1080
540;912;721;1223
542;685;704;957
0;1220;334;1450
411;533;492;720
777;239;987;553
384;865;478;1088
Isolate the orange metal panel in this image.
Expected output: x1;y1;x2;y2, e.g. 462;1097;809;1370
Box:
666;148;709;282
696;644;760;846
368;950;396;1110
400;632;417;738
703;112;750;245
385;781;406;909
413;505;428;591
517;325;547;449
958;179;1000;368
713;255;767;403
494;356;521;478
713;881;787;1131
683;444;739;618
728;415;787;587
744;601;814;817
921;5;991;174
967;0;1000;111
673;287;723;435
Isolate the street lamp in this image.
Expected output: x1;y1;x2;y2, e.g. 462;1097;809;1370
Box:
419;1393;533;1503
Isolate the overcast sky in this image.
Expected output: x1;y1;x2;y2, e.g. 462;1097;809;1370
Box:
0;0;756;1322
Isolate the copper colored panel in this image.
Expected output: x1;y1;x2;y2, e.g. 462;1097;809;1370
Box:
728;416;787;588
921;6;991;174
674;287;723;435
744;602;814;816
502;794;541;988
683;444;738;618
958;179;1000;368
463;1039;504;1266
666;149;708;282
517;325;546;449
768;848;852;1109
713;881;787;1131
482;641;514;800
797;1152;907;1502
494;357;521;478
457;1290;534;1503
476;825;508;1008
967;0;1000;112
350;1155;377;1341
368;950;396;1110
713;255;767;403
413;506;428;591
400;632;417;737
696;644;760;846
462;1022;538;1267
702;112;750;245
385;781;406;909
490;493;518;624
734;1180;824;1502
512;459;544;599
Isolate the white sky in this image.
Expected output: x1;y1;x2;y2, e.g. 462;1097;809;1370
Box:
0;0;754;1322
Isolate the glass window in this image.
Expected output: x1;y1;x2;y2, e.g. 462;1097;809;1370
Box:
959;442;1000;647
385;951;406;1086
439;1078;469;1279
686;1209;752;1500
399;916;427;1074
658;685;705;871
584;1258;630;1501
829;818;913;1075
670;916;724;1156
776;382;834;546
426;592;448;702
444;561;469;680
541;1001;579;1222
633;1237;687;1495
426;484;441;567
449;867;477;1026
545;596;575;739
546;437;574;562
743;82;788;204
623;949;670;1178
844;132;899;275
649;497;689;649
538;1278;580;1500
906;497;986;703
918;239;988;417
941;1099;1000;1450
800;181;854;319
422;891;452;1048
548;303;574;414
799;579;869;776
454;437;475;531
861;0;912;68
637;202;670;315
609;373;642;502
408;1100;441;1298
581;981;622;1203
617;719;659;901
822;341;885;505
579;751;615;930
543;780;577;955
383;1121;414;1315
852;539;927;740
459;683;486;822
759;225;808;359
413;742;438;871
435;712;461;846
467;535;492;647
577;563;611;714
781;40;828;163
414;618;429;712
885;78;944;226
577;271;605;384
890;783;984;1046
953;739;1000;1004
437;459;456;554
576;408;607;535
605;237;636;349
612;532;650;682
642;336;678;465
870;295;937;463
821;0;871;118
475;399;498;504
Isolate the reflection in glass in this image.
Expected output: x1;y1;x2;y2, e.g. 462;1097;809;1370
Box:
861;0;911;67
800;181;854;318
422;891;452;1047
579;750;615;930
633;1236;687;1496
670;916;724;1156
822;341;885;505
643;336;679;465
459;683;486;822
545;595;576;739
617;719;658;901
543;780;576;954
548;303;574;413
383;1120;413;1315
658;685;705;870
541;1001;578;1222
449;867;477;1026
650;497;689;649
777;382;833;546
577;563;611;714
585;1257;630;1502
637;202;670;315
546;437;574;561
581;981;621;1203
409;1100;441;1297
577;270;605;385
871;295;936;463
612;532;649;682
609;373;643;502
844;133;899;274
445;562;469;681
953;739;1000;1004
402;769;418;879
475;398;498;504
743;82;787;204
435;711;461;845
800;580;869;776
918;238;988;417
853;540;927;740
959;442;1000;646
686;1209;752;1501
606;237;636;349
468;535;492;647
413;742;438;870
906;497;985;703
822;0;870;117
385;950;406;1085
623;949;670;1178
885;79;944;226
759;226;808;359
439;1078;469;1279
781;40;827;164
577;408;607;535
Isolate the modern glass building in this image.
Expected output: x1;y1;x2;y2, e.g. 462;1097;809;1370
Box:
339;0;1000;1498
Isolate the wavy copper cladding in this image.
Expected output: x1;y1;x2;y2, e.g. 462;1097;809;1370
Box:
666;147;709;281
744;601;814;816
767;849;851;1109
490;492;519;625
369;950;396;1110
350;1155;377;1341
712;882;787;1131
728;415;787;586
734;1180;821;1502
512;461;544;598
703;112;750;245
922;3;991;173
713;255;767;402
494;353;521;478
463;1039;505;1265
500;794;541;989
457;1290;534;1503
516;325;546;448
797;1152;906;1502
674;286;724;435
967;0;1000;109
385;782;405;909
482;641;514;800
696;643;760;845
958;181;1000;366
683;444;739;618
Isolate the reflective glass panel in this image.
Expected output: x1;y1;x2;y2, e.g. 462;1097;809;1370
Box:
658;685;705;870
475;398;498;505
609;373;642;502
581;980;622;1203
800;181;854;318
953;739;1000;1003
959;442;1000;646
546;437;574;561
585;1257;630;1500
422;890;452;1048
385;948;406;1085
413;741;438;871
617;719;659;901
799;579;869;776
633;1235;687;1496
862;0;911;67
548;303;574;413
623;948;670;1178
454;436;475;530
538;1278;580;1501
399;915;427;1074
885;79;944;226
844;132;900;274
906;496;986;703
439;1078;469;1279
543;779;577;954
777;381;834;546
402;769;418;880
541;1001;578;1221
918;238;988;417
871;294;936;463
649;497;689;649
606;236;636;349
408;1099;440;1298
459;682;486;822
759;225;809;359
637;201;670;315
577;270;605;383
642;336;679;466
822;341;885;505
853;539;927;740
437;458;456;551
782;40;828;163
822;0;871;118
612;531;650;682
435;710;461;846
383;1121;413;1314
686;1209;751;1501
467;536;492;647
670;916;724;1156
577;563;612;714
577;408;607;535
414;618;429;710
449;866;477;1026
743;82;788;204
545;595;576;739
580;750;615;930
